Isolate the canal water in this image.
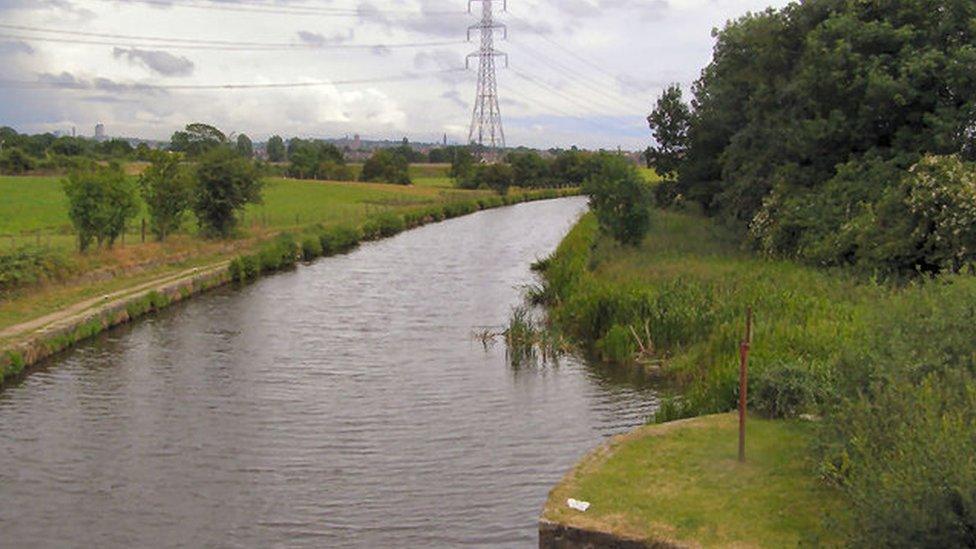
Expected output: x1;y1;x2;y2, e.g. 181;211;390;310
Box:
0;198;659;548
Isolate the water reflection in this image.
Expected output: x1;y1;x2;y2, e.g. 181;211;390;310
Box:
0;198;658;548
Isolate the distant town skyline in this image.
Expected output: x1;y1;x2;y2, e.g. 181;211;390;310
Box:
0;0;791;150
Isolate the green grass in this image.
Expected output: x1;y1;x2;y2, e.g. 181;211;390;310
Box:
245;177;453;229
540;209;885;418
543;413;848;547
0;176;73;236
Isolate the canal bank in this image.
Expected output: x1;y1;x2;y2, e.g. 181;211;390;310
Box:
0;196;661;547
539;414;846;548
0;189;577;387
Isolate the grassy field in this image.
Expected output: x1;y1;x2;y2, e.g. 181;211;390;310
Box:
543;413;848;547
0;174;470;248
0;172;495;331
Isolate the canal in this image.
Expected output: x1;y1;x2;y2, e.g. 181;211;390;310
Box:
0;197;658;547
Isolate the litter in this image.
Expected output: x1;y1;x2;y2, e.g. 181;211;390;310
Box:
567;498;590;512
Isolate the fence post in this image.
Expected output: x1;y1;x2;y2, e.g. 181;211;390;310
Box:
738;307;752;463
141;218;146;243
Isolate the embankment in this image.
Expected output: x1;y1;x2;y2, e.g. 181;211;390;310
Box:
0;189;579;386
536;206;976;546
539;414;844;548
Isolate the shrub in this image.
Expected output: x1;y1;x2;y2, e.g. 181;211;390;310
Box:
360;149;411;185
257;234;298;273
0;147;35;174
301;235;323;261
319;225;360;254
0;245;76;298
583;155;653;246
467;163;514;195
750;362;823;418
361;212;405;240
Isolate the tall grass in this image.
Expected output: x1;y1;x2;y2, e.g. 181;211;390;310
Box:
538;207;976;544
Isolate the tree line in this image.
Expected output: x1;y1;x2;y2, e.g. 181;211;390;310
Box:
646;0;976;279
642;1;976;544
64;143;261;251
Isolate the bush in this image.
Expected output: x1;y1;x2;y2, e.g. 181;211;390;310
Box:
583;155;653;246
300;235;323;261
475;163;514;195
0;245;76;298
360;149;411;185
257;234;298;273
750;362;823;418
361;212;405;240
0;147;36;174
832;375;976;547
318;225;361;254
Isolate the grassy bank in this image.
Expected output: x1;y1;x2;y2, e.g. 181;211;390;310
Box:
536;207;976;545
543;413;847;547
0;184;579;385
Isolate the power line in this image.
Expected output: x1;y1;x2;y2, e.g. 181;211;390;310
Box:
500;80;629;139
508;36;646;113
508;10;623;82
0;68;468;91
509;68;639;129
0;29;464;52
84;0;464;17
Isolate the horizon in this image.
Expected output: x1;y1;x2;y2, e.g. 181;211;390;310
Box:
0;0;790;151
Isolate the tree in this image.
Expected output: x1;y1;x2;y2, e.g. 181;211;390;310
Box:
267;135;286;162
50;136;90;157
646;84;690;179
507;151;551;188
449;146;475;181
287;140;348;180
360;149;411;185
170;123;226;157
0;148;35;174
583;155;652;246
62;165;139;251
236;134;253;158
139;152;193;241
95;138;133;159
666;0;976;274
473;163;514;195
135;142;152;161
193;148;263;237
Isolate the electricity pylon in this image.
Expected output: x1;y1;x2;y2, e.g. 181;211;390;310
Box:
467;0;508;159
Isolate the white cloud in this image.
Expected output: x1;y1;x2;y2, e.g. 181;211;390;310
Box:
0;0;792;149
112;48;195;77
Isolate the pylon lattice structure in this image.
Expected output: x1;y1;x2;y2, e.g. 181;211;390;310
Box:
467;0;508;158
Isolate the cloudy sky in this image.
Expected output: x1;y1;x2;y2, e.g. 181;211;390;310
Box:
0;0;790;150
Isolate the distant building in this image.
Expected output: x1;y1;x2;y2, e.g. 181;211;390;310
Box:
352;134;361;150
94;123;105;141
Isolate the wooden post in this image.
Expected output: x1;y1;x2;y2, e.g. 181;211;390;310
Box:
738;307;752;463
141;218;146;243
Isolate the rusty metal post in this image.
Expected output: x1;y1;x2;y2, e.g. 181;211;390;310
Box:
738;307;752;463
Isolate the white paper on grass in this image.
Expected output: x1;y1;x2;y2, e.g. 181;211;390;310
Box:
567;498;590;512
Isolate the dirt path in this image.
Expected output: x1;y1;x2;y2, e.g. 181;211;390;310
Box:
0;261;228;343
